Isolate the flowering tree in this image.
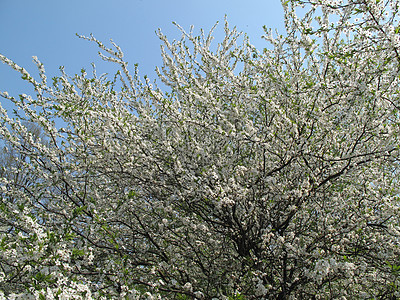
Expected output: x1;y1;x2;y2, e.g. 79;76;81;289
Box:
1;0;400;298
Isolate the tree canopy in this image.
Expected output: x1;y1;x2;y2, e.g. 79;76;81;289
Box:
1;0;400;298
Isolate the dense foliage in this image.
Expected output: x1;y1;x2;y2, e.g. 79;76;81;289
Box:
2;0;400;298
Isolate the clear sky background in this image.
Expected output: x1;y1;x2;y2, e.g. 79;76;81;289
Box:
0;0;285;112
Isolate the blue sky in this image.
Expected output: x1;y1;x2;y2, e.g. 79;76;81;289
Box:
0;0;284;111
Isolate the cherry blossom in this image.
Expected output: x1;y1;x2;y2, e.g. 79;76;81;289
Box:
1;0;400;298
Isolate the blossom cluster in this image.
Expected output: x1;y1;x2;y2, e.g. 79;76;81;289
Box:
1;0;400;298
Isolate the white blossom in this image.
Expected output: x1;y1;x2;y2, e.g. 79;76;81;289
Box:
1;1;400;298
